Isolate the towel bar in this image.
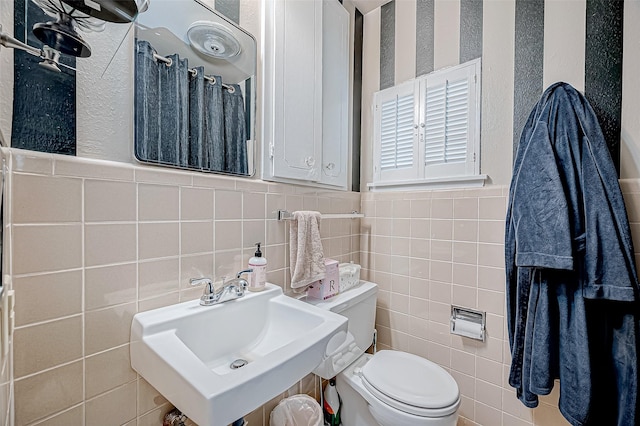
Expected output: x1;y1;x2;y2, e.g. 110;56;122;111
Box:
277;209;364;221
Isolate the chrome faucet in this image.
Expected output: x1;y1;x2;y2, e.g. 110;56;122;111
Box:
190;269;253;306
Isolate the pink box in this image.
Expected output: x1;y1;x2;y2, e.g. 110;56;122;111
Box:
307;259;340;300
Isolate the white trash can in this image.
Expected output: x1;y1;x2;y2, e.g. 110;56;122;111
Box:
269;394;323;426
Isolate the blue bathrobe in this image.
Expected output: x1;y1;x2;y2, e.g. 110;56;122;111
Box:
506;82;639;426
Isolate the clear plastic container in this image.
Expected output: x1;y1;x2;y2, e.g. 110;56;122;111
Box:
339;262;361;292
269;394;323;426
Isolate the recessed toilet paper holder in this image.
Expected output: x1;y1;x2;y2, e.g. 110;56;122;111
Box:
450;305;486;341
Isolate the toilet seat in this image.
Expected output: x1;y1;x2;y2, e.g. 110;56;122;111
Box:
360;350;460;417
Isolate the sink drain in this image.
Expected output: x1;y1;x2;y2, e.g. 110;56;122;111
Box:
230;359;248;369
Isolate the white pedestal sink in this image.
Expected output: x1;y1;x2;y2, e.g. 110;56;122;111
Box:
130;283;348;425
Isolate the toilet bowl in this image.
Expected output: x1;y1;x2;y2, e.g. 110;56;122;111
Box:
303;281;460;426
336;352;459;426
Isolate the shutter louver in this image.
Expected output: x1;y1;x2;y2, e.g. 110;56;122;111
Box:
445;78;468;163
380;99;397;170
425;77;469;166
380;94;414;171
396;94;414;168
425;84;446;165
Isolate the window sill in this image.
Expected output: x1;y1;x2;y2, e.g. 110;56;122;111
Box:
367;174;488;192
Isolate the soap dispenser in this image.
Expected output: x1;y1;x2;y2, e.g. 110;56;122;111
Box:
248;242;267;292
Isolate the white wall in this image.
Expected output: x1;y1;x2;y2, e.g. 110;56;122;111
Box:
76;24;136;163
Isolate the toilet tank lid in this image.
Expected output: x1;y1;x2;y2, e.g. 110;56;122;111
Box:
302;281;378;314
362;350;460;409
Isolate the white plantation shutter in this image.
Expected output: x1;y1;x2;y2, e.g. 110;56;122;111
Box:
380;94;414;170
424;84;446;165
424;78;469;166
372;59;481;188
421;60;479;179
444;78;469;162
373;79;419;182
379;99;397;169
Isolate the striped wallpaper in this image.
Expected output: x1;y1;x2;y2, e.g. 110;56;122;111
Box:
372;0;632;183
416;0;435;76
380;1;396;89
585;0;624;170
513;0;544;159
459;0;483;64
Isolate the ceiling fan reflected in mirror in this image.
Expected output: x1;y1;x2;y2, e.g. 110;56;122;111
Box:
59;0;149;24
0;0;148;71
31;0;106;58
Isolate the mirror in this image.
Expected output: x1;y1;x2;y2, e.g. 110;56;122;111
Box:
2;0;256;177
133;0;256;176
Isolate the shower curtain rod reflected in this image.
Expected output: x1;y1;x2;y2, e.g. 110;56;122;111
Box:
152;52;235;93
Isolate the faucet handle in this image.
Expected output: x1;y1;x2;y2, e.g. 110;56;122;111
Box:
190;277;213;289
236;269;253;279
235;270;252;293
190;278;216;305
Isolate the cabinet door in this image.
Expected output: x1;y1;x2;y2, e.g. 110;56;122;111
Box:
320;0;349;188
272;0;323;181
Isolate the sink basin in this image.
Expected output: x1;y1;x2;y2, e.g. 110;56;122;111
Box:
130;283;348;425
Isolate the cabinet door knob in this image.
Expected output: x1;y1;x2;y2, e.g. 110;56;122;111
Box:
325;162;335;170
305;156;315;167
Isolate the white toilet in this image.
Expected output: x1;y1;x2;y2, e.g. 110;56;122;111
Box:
304;281;460;426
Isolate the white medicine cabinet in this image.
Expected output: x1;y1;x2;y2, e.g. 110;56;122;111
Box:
262;0;351;190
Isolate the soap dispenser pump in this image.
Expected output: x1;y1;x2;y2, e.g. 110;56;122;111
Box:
248;242;267;292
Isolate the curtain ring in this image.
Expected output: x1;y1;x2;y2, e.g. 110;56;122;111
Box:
189;68;198;77
152;52;172;67
226;86;235;94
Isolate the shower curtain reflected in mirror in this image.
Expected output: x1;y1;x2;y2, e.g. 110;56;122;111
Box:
135;41;189;165
223;83;248;175
159;52;189;167
188;65;205;169
134;40;157;161
188;66;225;172
134;40;248;175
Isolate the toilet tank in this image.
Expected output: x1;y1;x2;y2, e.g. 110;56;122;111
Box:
303;281;378;378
